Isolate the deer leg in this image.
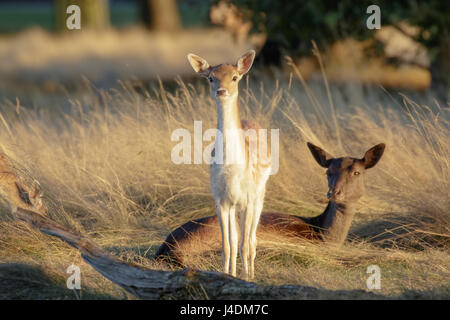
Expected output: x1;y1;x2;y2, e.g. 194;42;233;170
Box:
240;201;253;281
249;194;264;280
217;204;230;274
228;205;238;277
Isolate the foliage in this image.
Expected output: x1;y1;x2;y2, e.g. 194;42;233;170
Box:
229;0;450;60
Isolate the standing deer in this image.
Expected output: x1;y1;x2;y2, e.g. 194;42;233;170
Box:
156;142;385;267
186;50;272;280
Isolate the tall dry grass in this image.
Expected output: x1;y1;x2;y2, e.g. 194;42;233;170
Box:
0;65;448;298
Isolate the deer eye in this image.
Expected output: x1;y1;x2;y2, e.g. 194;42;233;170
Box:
353;171;360;176
232;76;238;82
208;77;213;83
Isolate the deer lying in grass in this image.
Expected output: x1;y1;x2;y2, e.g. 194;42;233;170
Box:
186;50;272;280
156;142;385;267
0;154;46;214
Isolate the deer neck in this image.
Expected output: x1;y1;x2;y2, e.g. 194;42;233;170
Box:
309;201;356;244
215;94;244;164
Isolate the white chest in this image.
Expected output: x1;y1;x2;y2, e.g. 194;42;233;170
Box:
210;162;249;205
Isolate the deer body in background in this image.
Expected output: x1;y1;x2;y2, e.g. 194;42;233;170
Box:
187;51;272;280
210;1;252;43
156;143;385;267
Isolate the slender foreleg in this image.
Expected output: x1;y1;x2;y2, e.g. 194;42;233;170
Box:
249;193;264;280
240;200;253;281
228;205;238;277
217;203;231;274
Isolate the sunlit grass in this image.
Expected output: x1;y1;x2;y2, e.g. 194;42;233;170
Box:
0;67;448;298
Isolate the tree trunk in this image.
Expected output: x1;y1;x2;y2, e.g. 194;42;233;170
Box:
140;0;181;31
430;35;450;101
54;0;110;31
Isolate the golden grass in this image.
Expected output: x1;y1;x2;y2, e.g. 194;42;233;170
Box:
0;65;448;298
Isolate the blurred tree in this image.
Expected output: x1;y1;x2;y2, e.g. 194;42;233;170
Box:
229;0;449;86
140;0;181;31
54;0;110;31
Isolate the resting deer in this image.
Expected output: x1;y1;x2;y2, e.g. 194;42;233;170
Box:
0;154;46;214
186;50;272;280
156;142;385;267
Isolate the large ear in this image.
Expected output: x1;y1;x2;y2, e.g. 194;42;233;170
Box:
362;143;385;169
236;50;256;75
307;142;333;168
187;53;210;77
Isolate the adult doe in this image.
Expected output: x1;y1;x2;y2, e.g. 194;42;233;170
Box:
186;50;272;280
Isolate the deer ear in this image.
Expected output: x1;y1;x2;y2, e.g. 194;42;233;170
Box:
362;143;385;169
307;142;333;168
30;180;42;199
187;53;210;77
237;50;256;75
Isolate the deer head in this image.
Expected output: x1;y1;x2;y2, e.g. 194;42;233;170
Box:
186;50;256;102
307;142;385;204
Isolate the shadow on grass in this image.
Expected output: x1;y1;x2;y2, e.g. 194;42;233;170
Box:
397;287;450;299
351;212;449;250
104;244;162;264
0;263;117;300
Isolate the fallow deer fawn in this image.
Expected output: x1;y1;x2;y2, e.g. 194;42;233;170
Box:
156;143;385;266
187;50;272;280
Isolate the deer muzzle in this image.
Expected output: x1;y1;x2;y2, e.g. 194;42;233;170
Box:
216;88;229;97
327;188;343;201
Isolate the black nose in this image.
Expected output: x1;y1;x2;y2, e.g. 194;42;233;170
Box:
217;89;227;96
327;188;342;199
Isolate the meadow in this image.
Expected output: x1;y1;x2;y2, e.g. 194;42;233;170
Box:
0;55;448;299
